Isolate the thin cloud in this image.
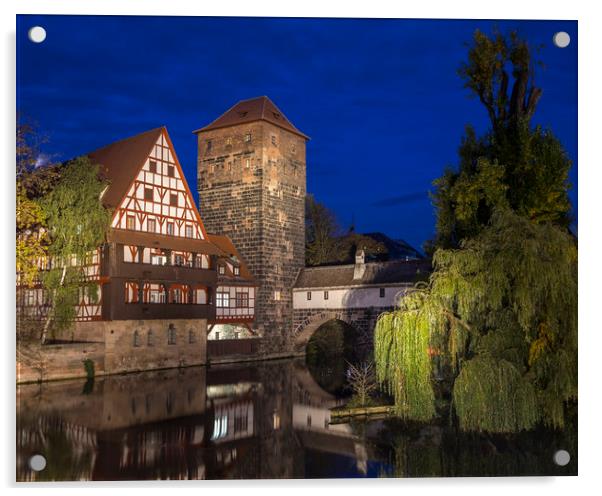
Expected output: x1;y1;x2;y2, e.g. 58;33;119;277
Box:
370;191;429;207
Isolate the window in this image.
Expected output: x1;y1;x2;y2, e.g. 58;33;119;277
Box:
126;215;135;230
218;265;225;275
147;283;166;303
226;137;232;146
234;266;240;276
172;287;183;303
216;292;230;308
245;158;250;169
147;329;154;346
379;288;385;298
272;412;281;430
189;329;196;344
149;160;157;173
206;140;212;151
274;290;281;301
236;292;249;308
291;144;296;153
215;331;220;340
151;254;167;266
133;330;141;347
167;222;174;236
324;290;329;300
174;254;184;266
185;225;193;238
167;165;175;178
168;324;176;345
307;291;312;301
271;135;277;146
144;187;153;201
147;218;156;233
244;133;252;143
170;193;178;206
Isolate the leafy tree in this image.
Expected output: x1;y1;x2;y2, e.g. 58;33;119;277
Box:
39;156;111;342
376;210;577;432
375;30;577;433
16;182;46;287
432;30;572;249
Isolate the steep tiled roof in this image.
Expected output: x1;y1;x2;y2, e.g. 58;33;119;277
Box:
193;96;309;139
88;127;164;209
294;259;431;289
208;233;256;284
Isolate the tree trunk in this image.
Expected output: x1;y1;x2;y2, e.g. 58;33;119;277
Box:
40;264;67;344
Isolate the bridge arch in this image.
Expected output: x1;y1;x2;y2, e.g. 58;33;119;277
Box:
293;311;357;352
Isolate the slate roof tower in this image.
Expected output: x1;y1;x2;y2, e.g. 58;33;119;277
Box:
195;96;308;352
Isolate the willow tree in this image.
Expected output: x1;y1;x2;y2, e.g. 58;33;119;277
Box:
375;30;577;433
40;156;111;342
376;209;577;432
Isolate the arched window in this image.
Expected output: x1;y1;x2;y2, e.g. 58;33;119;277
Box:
133;330;141;347
147;329;154;346
168;324;176;345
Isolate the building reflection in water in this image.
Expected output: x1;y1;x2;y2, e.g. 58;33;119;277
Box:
17;357;370;481
17;356;575;481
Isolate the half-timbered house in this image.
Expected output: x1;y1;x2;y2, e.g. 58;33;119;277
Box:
17;126;257;374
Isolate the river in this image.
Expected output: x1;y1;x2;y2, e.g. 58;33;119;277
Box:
16;356;576;481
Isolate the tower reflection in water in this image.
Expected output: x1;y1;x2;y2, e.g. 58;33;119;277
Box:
17;358;371;481
17;356;576;481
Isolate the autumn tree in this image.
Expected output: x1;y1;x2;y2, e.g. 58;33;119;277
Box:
39;156;111;342
375;30;577;433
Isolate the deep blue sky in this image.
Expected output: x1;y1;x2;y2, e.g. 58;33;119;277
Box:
16;16;577;250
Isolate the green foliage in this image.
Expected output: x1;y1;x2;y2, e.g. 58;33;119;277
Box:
375;210;577;432
453;356;539;432
16;182;47;287
83;358;95;379
432;30;572;249
40;156;111;336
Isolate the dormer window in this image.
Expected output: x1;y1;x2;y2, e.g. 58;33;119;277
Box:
218;265;225;275
234;266;240;276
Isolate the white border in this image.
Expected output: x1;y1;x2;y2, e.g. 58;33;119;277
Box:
2;1;600;495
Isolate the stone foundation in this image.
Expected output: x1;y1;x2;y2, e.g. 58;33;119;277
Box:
17;318;208;383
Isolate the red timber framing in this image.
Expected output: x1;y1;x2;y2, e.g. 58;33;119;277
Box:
111;129;209;241
16;248;105;323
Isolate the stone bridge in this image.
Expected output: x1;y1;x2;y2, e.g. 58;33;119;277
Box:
291;253;429;352
292;308;392;352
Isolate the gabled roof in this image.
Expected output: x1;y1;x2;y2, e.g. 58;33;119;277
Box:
208;234;256;284
293;259;432;289
88;127;164;209
193;96;309;140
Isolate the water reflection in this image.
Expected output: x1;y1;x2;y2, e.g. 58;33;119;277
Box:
17;358;576;481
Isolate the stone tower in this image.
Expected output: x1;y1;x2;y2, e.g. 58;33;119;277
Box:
194;96;308;352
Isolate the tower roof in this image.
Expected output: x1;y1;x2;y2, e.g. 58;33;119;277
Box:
193;96;309;139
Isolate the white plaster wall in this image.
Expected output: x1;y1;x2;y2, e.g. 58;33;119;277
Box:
293;285;409;310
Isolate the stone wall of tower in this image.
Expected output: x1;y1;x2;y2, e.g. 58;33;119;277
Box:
197;121;306;353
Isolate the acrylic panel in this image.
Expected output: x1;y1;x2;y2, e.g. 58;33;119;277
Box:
16;15;578;481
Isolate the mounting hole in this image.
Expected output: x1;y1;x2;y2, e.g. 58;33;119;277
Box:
553;449;571;466
28;26;47;43
28;454;47;472
553;32;570;48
